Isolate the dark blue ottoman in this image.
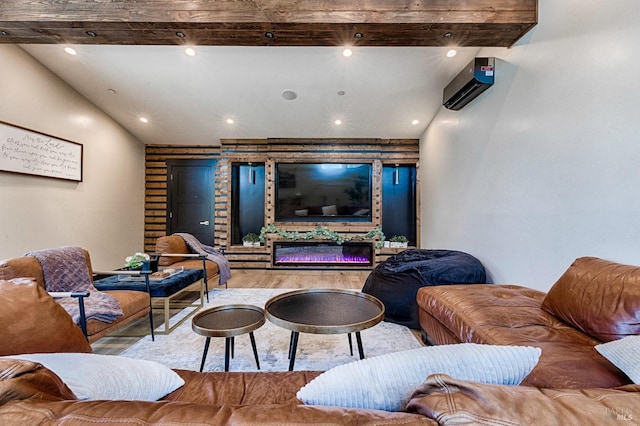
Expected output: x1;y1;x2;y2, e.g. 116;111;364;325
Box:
94;268;206;334
362;249;486;329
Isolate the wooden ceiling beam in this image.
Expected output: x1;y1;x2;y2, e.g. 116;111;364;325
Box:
0;1;537;47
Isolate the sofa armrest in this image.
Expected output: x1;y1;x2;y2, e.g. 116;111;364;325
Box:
154;253;205;259
48;291;90;298
48;291;90;339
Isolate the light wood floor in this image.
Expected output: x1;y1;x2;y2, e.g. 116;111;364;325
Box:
226;268;370;289
92;269;372;354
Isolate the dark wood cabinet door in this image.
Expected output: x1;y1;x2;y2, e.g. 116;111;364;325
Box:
167;160;215;245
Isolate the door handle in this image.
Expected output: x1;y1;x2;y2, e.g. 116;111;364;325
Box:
199;220;210;226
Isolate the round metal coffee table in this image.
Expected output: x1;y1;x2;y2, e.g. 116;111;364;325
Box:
264;289;385;371
192;304;265;372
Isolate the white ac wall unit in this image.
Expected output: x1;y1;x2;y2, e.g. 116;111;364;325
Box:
443;57;495;110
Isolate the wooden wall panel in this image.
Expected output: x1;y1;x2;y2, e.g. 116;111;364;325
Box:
144;138;419;269
143;145;220;252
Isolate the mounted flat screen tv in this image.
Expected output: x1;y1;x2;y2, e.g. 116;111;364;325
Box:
276;163;372;222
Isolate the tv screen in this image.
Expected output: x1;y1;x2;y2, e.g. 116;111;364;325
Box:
276;163;372;222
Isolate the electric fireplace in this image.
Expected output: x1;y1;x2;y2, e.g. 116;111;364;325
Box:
273;241;373;267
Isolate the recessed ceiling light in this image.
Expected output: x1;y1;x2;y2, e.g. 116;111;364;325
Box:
176;32;186;38
226;118;234;124
64;47;77;55
342;48;353;58
337;90;345;96
334;119;343;125
446;49;457;58
411;119;420;125
185;47;196;57
107;88;117;94
139;117;148;123
86;31;97;37
282;90;297;101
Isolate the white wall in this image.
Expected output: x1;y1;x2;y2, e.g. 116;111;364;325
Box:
421;0;640;291
0;45;145;269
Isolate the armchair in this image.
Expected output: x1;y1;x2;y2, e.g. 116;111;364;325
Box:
0;249;152;343
155;234;229;300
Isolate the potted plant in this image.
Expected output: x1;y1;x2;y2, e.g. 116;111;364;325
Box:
389;235;409;248
124;252;150;270
242;232;261;247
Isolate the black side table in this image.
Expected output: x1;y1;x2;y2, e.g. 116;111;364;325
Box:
191;304;265;372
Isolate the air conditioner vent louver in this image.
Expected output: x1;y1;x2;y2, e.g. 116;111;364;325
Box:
443;57;495;110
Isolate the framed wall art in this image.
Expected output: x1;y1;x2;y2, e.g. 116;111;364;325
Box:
0;120;83;182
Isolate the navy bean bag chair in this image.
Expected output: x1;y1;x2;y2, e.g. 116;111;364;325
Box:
362;249;486;329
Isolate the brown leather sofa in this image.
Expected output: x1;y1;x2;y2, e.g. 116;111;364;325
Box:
417;256;640;389
1;257;639;424
155;235;220;283
0;250;151;343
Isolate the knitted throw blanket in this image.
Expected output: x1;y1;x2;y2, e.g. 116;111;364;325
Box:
26;246;123;324
175;233;232;285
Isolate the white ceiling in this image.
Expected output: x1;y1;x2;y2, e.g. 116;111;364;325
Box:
20;44;481;146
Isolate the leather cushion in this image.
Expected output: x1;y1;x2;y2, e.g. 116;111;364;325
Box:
156;236;189;266
407;374;640;425
0;358;77;406
0;278;92;356
85;289;150;337
171;259;219;280
164;370;322;405
542;257;640;342
0;399;433;425
0;257;46;288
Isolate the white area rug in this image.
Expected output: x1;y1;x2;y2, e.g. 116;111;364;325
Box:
120;288;423;372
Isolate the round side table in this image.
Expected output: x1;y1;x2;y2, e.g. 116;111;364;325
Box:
192;304;265;372
265;289;384;371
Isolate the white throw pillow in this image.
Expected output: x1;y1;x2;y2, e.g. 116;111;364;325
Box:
5;353;184;401
297;343;541;412
595;335;640;384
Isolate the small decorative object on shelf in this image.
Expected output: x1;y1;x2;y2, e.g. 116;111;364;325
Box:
242;232;261;247
259;224;387;248
389;235;409;248
124;252;150;270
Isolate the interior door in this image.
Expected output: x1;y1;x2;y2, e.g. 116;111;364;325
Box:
167;160;215;245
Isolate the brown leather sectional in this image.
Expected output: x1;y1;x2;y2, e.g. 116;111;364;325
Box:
417;256;640;389
1;255;639;424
